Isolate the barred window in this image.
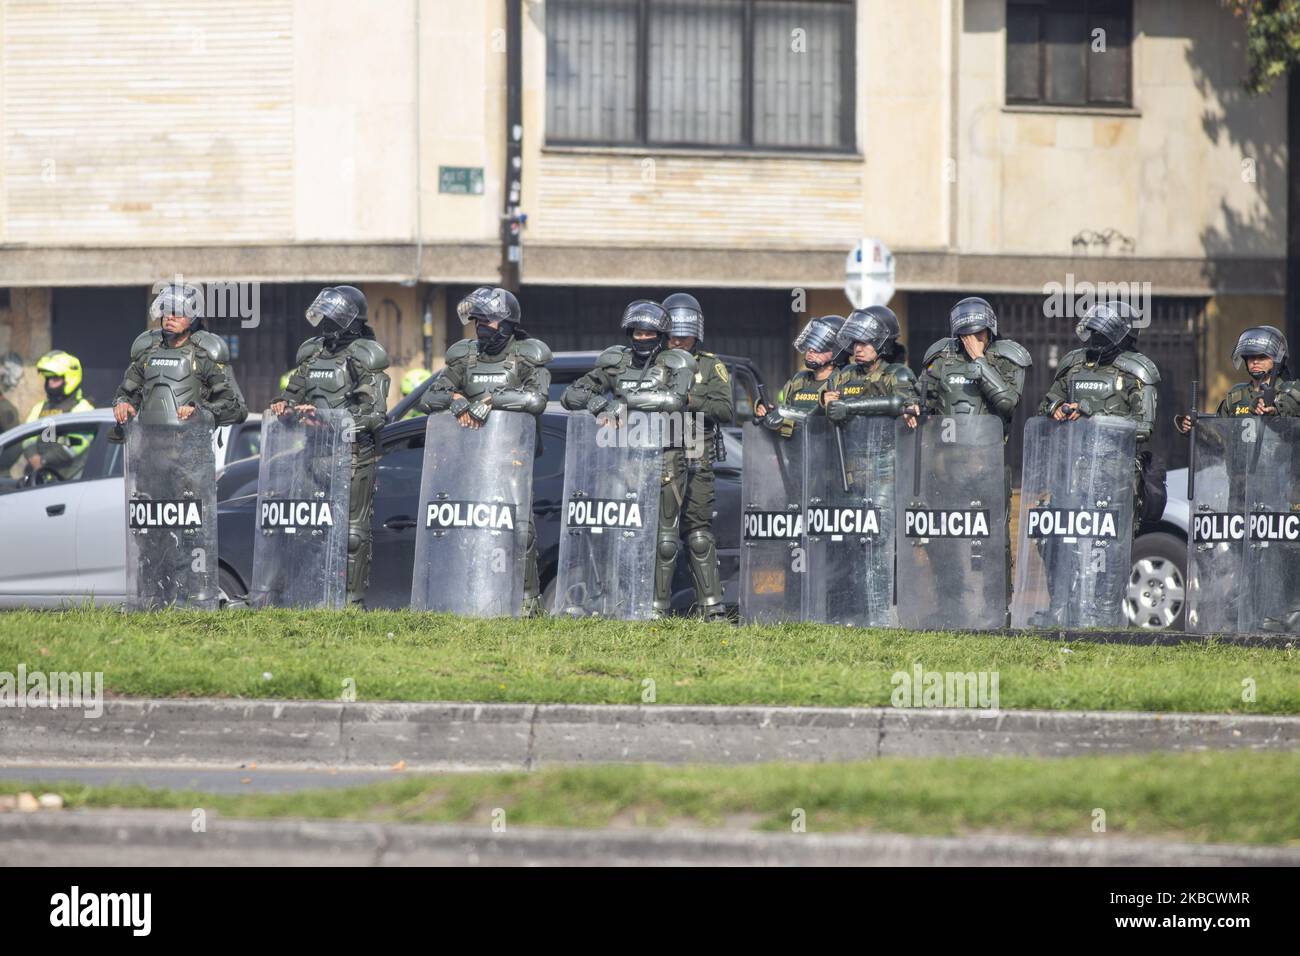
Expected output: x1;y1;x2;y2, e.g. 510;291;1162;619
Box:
1006;0;1132;108
546;0;855;151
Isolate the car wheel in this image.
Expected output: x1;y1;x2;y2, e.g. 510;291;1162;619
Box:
1125;532;1186;631
218;565;247;608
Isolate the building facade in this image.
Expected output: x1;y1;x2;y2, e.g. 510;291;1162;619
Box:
0;0;1288;470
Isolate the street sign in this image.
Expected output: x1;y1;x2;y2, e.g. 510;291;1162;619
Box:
438;166;485;195
845;238;896;310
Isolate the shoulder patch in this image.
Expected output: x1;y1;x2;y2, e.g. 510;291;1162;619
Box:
1114;351;1160;385
191;330;229;363
990;338;1032;368
348;338;389;372
714;361;729;383
295;336;325;366
130;329;162;361
596;346;628;369
923;338;955;367
513;338;553;366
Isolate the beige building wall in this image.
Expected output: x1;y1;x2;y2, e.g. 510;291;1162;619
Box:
957;0;1286;262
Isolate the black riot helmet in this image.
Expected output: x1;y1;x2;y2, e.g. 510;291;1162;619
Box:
149;282;205;337
622;299;670;365
306;285;368;331
840;307;898;363
1232;325;1288;377
457;286;521;329
663;292;704;343
949;297;998;338
1076;301;1137;362
794;315;848;370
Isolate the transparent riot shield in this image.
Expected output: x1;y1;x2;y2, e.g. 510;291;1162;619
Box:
249;409;353;609
803;415;896;627
552;411;661;619
896;415;1008;631
1010;416;1137;629
124;409;219;610
739;422;805;624
1185;417;1252;633
1239;417;1300;634
411;411;536;617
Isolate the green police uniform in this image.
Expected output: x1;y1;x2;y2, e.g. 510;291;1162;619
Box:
115;330;248;426
277;333;389;605
681;348;733;617
562;345;696;614
418;334;552;610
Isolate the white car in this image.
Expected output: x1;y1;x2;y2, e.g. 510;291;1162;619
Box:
0;409;261;608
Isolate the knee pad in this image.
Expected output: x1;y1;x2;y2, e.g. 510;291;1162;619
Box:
687;529;714;558
657;534;680;562
348;528;365;556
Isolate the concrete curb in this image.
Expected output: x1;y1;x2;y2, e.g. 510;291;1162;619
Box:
2;809;1296;866
1;699;1296;769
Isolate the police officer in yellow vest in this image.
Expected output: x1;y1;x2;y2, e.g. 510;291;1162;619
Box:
23;350;95;481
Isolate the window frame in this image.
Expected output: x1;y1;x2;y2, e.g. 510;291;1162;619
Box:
545;0;857;155
1005;0;1133;110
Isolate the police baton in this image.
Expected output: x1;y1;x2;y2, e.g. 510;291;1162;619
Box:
1187;379;1198;502
913;377;928;498
833;420;850;494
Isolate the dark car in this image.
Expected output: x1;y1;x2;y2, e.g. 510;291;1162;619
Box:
215;405;745;611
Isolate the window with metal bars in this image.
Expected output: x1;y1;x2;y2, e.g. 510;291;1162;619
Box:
545;0;856;152
1006;0;1132;108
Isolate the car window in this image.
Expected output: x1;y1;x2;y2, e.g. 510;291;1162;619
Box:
376;432;426;500
230;422;261;461
0;420;103;495
536;423;567;481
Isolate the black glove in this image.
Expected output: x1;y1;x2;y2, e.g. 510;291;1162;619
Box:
825;400;849;424
467;400;491;424
586;394;610;418
760;407;785;432
449;396;471;418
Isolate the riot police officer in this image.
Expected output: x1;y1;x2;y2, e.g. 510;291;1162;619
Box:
917;298;1031;424
561;300;696;618
754;315;847;438
664;292;732;620
1176;325;1300;430
824;307;919;422
417;286;552;613
1039;301;1161;517
915;298;1030;621
113;284;247;429
270;285;390;607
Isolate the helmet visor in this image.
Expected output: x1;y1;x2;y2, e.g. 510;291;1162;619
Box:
306;289;359;330
794;321;838;355
1232;327;1286;369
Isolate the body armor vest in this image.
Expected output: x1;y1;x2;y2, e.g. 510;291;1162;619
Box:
300;347;353;409
1067;362;1130;416
836;361;901;400
138;345;202;424
928;352;987;415
1222;380;1279;416
462;348;526;400
614;353;674;401
781;370;831;415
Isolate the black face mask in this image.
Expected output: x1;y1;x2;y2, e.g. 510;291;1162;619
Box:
44;379;64;402
630;335;661;367
476;323;512;355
